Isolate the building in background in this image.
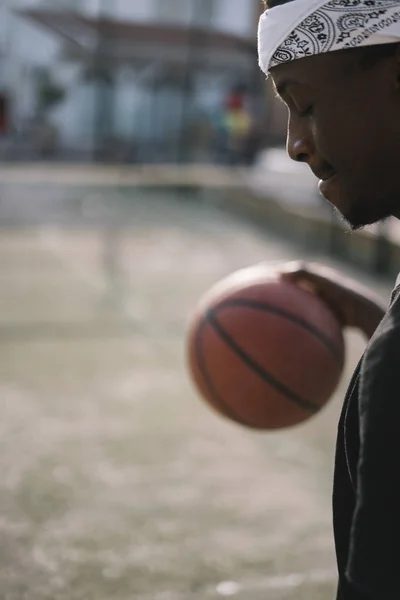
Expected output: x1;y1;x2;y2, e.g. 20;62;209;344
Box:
0;0;271;162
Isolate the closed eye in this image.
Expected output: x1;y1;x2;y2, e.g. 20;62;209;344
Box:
298;105;314;118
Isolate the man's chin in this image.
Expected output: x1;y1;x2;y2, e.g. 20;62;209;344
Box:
321;203;369;233
327;203;363;232
322;188;392;231
340;205;391;232
341;213;373;232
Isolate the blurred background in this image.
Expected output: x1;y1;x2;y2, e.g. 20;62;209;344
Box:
0;0;275;163
0;2;397;600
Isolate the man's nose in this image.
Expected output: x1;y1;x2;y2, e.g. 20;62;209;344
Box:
286;115;315;164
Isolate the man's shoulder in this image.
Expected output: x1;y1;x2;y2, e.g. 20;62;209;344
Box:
385;278;400;324
363;282;400;368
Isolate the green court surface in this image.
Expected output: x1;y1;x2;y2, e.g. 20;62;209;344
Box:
0;181;391;600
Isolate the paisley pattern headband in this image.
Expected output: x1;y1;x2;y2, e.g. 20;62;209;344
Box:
258;0;400;75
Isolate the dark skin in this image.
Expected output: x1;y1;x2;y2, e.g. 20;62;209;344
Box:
271;49;400;229
266;48;400;336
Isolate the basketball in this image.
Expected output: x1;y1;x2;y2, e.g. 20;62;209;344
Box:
186;264;345;430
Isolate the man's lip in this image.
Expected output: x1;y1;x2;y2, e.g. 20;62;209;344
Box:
318;173;338;198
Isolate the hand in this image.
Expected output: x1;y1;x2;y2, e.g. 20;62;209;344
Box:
276;261;387;339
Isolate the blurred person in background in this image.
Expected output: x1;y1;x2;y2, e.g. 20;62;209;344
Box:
259;0;400;599
213;85;254;165
0;96;8;136
187;107;215;163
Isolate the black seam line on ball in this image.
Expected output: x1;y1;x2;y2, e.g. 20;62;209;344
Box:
206;310;319;414
215;298;342;365
195;318;261;428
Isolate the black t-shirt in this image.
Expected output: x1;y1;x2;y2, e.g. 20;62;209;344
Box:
334;283;400;600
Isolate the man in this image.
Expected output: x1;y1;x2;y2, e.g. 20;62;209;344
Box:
258;1;400;598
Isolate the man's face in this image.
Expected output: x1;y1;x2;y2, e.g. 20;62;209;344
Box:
270;49;400;229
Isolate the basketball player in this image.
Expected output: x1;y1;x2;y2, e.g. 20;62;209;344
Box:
258;1;400;598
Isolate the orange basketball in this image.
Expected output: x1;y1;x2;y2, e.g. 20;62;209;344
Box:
186;265;345;430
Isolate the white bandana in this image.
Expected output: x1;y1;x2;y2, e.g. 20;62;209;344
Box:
258;0;400;75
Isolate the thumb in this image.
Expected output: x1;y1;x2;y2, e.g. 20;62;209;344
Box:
279;270;319;295
295;279;320;295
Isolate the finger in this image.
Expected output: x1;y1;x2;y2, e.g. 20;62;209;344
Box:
278;259;309;275
296;279;319;294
